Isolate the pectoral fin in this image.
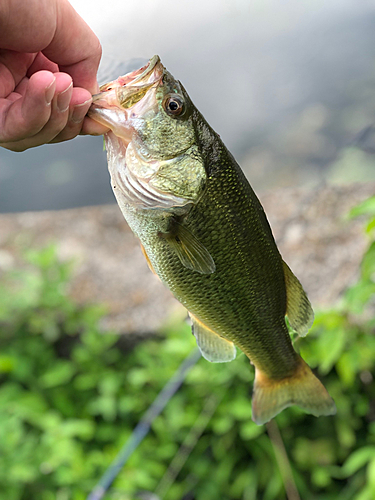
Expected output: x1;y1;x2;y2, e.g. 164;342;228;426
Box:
163;222;215;274
283;261;314;337
190;314;236;363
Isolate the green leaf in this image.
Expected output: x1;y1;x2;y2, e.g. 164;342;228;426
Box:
341;447;375;477
344;280;375;313
318;327;347;374
1;241;375;500
60;419;95;439
368;458;375;489
348;196;375;219
240;420;264;440
212;415;234;435
361;241;375;280
0;356;15;373
227;397;251;420
366;217;375;234
40;361;76;388
354;485;375;500
312;467;331;488
336;351;358;387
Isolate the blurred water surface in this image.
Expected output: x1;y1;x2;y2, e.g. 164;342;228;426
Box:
1;0;375;212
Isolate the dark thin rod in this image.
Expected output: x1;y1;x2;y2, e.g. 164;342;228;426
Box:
87;348;202;500
266;420;301;500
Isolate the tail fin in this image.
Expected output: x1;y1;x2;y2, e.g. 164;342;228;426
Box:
251;356;336;425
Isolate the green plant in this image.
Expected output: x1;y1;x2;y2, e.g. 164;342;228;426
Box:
0;195;374;500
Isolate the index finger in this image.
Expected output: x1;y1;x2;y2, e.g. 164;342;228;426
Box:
0;0;102;95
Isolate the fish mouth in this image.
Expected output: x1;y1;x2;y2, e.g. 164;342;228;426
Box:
99;55;162;91
88;55;164;135
88;56;197;211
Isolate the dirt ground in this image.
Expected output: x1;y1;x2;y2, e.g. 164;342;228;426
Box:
0;182;373;336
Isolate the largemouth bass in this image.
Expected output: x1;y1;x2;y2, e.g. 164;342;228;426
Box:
88;56;336;425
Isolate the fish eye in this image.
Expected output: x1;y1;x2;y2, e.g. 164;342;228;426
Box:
164;95;184;117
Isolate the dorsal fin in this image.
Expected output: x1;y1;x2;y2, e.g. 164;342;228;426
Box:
283;261;314;337
190;313;236;363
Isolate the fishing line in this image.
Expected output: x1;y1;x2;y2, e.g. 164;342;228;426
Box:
86;348;202;500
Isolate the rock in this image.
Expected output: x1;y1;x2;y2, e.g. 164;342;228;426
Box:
0;182;373;335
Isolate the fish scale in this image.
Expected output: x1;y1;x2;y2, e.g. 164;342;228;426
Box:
147;142;296;377
88;55;336;425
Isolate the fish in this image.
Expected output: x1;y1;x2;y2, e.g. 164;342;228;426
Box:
88;55;336;425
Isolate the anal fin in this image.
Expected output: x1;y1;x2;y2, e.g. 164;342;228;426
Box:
283;261;314;337
190;314;236;363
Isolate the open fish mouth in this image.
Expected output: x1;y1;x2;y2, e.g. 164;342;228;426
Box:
99;55;162;92
88;56;163;118
88;55;192;210
87;56;164;143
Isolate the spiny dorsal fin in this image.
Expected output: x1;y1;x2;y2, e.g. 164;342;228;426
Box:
283;261;314;337
163;222;215;274
190;313;236;363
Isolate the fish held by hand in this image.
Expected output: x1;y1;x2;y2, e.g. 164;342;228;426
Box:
88;56;336;425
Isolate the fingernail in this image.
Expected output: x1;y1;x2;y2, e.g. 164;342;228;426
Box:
45;78;56;105
57;82;73;112
71;99;92;123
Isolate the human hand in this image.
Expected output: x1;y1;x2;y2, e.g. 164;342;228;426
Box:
0;0;109;152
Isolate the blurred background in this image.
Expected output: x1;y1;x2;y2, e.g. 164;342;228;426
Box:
1;2;375;500
1;0;375;212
